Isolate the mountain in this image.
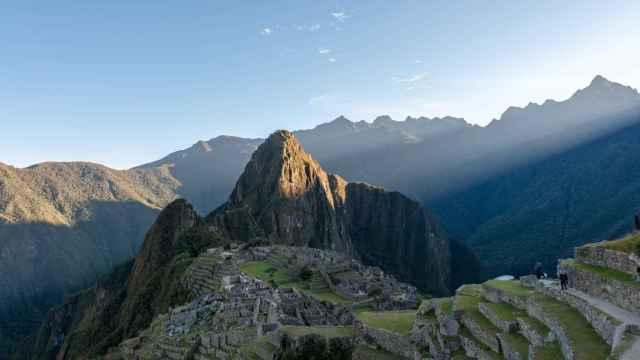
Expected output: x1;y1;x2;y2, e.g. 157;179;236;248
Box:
430;116;640;276
210;130;452;293
26;131;455;359
0;162;180;354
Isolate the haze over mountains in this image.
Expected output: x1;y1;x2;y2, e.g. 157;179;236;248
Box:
1;75;640;355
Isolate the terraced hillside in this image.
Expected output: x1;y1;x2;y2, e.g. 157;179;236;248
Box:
414;233;640;359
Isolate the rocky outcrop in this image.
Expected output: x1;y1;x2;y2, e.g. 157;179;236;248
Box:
210;130;451;294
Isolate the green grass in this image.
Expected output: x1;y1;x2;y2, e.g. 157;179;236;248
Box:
531;293;610;360
455;285;500;338
438;298;453;315
240;260;292;284
482;301;527;321
451;348;473;359
531;342;563;360
458;327;501;360
352;345;407;360
517;315;551;337
574;262;640;288
240;261;352;304
499;332;530;359
598;233;640;254
357;311;416;336
280;325;353;338
484;280;533;298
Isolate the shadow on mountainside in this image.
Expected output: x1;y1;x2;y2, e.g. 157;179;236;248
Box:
0;200;160;355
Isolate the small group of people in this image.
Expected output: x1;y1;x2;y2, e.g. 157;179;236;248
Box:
533;262;569;290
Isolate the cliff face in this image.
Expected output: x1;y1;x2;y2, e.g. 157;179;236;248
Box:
211;130;451;295
344;182;450;292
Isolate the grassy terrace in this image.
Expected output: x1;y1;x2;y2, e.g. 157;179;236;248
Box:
356;310;416;336
532;342;563;360
280;325;353;338
484;280;610;360
574;262;640;288
455;285;500;338
482;300;551;337
458;326;500;360
499;332;530;359
598;232;640;254
240;260;352;304
352;345;407;360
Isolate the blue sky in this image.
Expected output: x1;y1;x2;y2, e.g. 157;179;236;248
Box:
2;0;639;169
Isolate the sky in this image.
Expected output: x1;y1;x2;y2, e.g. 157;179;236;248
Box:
1;0;639;169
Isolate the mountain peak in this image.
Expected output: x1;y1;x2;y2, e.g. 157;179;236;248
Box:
590;74;610;87
266;129;297;146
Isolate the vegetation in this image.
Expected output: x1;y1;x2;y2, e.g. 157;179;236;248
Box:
531;342;563;360
599;232;640;254
352;345;407;360
281;326;353;338
240;260;352;304
356;311;416;336
499;332;530;359
530;293;610;360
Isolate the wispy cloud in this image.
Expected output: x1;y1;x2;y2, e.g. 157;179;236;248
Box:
261;28;272;36
318;48;332;54
328;57;337;63
296;24;321;32
415;59;422;64
392;72;428;83
332;12;349;22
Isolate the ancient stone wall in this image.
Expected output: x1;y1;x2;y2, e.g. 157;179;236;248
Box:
534;281;619;345
353;320;417;359
576;246;639;275
571;266;640;314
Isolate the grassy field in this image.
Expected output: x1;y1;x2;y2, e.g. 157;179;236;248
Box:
240;260;291;284
240;261;352;304
280;325;353;338
356;310;416;336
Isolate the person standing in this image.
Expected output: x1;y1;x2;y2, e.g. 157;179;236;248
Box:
534;262;543;279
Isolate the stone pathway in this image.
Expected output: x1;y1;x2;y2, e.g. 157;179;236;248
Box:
544;281;640;359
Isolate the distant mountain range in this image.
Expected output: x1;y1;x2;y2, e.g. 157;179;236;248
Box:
1;75;640;355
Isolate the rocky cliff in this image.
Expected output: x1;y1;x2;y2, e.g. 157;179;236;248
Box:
210;130;451;294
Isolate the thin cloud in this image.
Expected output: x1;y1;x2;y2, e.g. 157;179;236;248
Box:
318;48;332;54
415;59;422;64
261;28;272;36
332;12;349;22
296;24;321;32
392;72;428;83
328;57;337;63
